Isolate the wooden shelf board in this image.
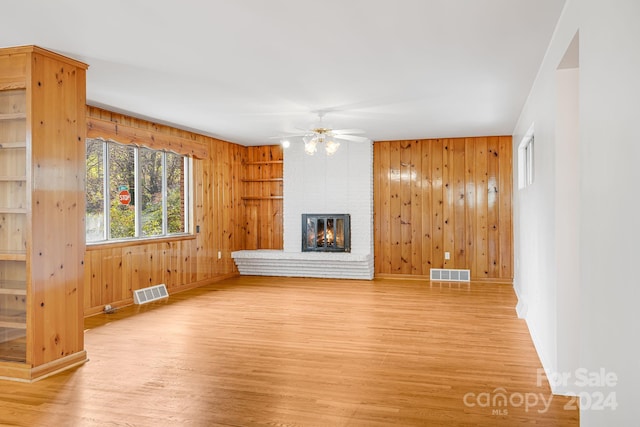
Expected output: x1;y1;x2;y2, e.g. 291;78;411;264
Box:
0;113;26;121
0;142;27;149
0;331;26;363
0;321;26;330
0;176;26;182
0;208;26;214
0;77;25;90
0;252;26;261
0;311;26;329
0;353;26;364
243;160;283;165
241;178;283;182
0;281;26;296
241;196;283;201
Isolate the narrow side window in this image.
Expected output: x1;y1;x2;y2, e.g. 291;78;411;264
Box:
518;127;535;189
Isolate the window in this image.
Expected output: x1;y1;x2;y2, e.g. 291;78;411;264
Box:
86;139;190;243
518;127;535;189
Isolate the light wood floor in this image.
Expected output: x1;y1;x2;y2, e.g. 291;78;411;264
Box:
0;276;578;426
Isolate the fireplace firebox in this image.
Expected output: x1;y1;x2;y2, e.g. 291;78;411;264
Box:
302;214;351;252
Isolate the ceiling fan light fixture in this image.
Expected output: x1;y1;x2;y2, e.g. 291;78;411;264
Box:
325;139;340;156
275;112;366;156
304;136;318;155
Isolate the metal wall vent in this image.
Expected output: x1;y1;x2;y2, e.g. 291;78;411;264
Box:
133;284;169;304
430;268;471;282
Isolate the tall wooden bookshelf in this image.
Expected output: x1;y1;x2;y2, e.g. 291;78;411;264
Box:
0;46;87;381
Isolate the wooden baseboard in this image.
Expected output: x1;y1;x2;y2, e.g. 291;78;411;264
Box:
471;277;513;284
83;273;240;318
375;274;429;281
374;273;513;285
83;297;133;317
169;273;239;294
0;350;88;383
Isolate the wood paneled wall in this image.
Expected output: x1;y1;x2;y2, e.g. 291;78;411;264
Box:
374;137;513;281
83;113;512;314
83;107;246;315
242;145;283;250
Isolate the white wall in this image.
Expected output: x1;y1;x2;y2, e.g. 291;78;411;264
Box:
555;65;580;391
513;0;640;424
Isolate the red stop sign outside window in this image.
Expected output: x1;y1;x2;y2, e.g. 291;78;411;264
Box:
119;190;131;205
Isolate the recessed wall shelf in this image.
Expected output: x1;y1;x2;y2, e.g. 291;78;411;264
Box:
242;146;284;250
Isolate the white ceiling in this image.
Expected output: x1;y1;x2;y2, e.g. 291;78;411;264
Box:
3;0;565;146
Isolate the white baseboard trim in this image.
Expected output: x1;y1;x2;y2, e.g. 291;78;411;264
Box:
516;299;528;319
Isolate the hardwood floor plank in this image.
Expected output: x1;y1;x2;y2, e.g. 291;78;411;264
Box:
0;276;578;426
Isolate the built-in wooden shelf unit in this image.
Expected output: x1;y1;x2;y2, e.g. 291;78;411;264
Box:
0;45;88;381
242;147;284;249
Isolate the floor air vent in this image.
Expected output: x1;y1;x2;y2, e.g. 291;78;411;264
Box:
133;284;169;304
430;268;471;282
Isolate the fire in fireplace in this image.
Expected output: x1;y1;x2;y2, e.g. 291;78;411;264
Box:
302;214;351;252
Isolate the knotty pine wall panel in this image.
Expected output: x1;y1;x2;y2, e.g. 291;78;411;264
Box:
374;137;513;281
84;107;246;315
28;49;88;366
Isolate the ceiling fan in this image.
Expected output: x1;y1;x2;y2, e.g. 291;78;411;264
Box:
275;112;370;156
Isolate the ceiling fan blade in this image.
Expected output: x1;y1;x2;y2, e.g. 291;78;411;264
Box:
331;128;365;135
293;127;314;133
269;132;311;142
332;134;370;142
271;132;310;138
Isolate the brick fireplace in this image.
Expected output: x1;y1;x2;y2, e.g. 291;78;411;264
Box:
232;138;373;279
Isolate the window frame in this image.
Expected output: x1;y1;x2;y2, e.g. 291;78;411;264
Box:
86;138;192;245
518;126;535;189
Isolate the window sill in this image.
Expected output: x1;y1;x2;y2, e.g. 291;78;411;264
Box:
86;234;196;251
